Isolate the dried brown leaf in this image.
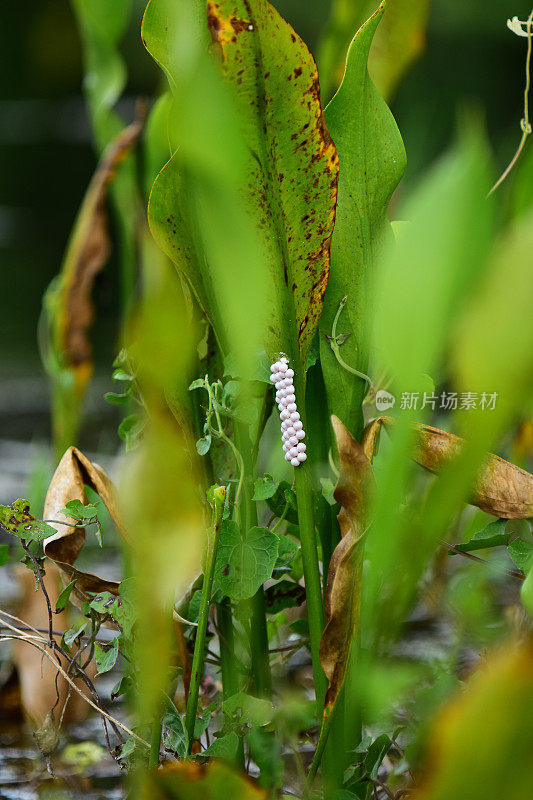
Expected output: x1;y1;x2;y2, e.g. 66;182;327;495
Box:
380;419;533;519
319;416;372;706
53;115;144;375
43;447;128;601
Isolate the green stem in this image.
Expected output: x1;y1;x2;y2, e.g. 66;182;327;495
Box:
329;296;372;392
184;487;226;752
216;599;245;769
148;713;162;770
234;422;272;698
291;364;327;710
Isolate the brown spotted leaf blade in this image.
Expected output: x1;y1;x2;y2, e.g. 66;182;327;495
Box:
206;0;338;365
320;416;371;706
42;115;144;455
383;419;533;519
43;447;129;601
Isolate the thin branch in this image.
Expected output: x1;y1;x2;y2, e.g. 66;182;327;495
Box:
0;634;149;748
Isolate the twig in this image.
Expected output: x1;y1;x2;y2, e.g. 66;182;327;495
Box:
20;540;54;645
489;10;533;194
0;634;149;748
443;540;524;580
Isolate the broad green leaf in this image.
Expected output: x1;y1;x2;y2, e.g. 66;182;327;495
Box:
264;579;305;615
222;691;274;727
55;579;77;613
319;4;406;437
318;0;430;103
104;391;131;406
453;518;509;554
94;637;120;675
60;499;99;521
508;539;533;572
205;0;339;368
274;534;299;566
199;732;239;760
365;733;391;780
62;621;88;649
0;499;55;541
118;414;145;451
253;474;278;502
143;0;338;374
214;521;279;601
320;477;337;506
265;481;298;525
162;694;188;757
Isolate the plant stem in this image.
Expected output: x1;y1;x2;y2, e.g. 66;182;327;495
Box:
216;599;245;769
149;713;162;769
184;487;226;752
292;442;326;711
234;421;272;698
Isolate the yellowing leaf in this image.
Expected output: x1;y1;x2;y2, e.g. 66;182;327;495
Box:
42;115;144;457
413;642;533;800
142;759;266;800
319;416;372;706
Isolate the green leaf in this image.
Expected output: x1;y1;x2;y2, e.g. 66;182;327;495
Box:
253;474;278;502
320;477;337;506
453;519;510;554
162;694;188;757
365;733;391;780
222;692;274;727
94;637;120;675
508;539;533;572
112;369;133;382
214;521;279;602
118;736;136;761
196;426;212;456
319;3;406;437
274;534;299;568
264;579;305;615
143;0;338;374
60;499;99;522
0;544;10;567
118;414;144;451
55;580;77;613
189;378;206;391
198;732;239;761
0;499;56;541
104;391;131;406
265;482;298;525
62;622;88;649
111;675;133;700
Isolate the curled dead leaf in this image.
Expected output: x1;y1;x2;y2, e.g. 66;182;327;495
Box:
363;418;533;518
41;110;145;456
43;447;129;602
51;114;144;374
319;416;372;706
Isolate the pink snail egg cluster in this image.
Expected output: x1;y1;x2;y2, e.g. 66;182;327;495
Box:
270;357;306;467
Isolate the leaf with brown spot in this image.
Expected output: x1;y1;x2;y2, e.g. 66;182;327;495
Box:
381;418;533;519
41;113;144;456
144;0;338;370
319;416;372;707
43;447;129;603
319;4;405;438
